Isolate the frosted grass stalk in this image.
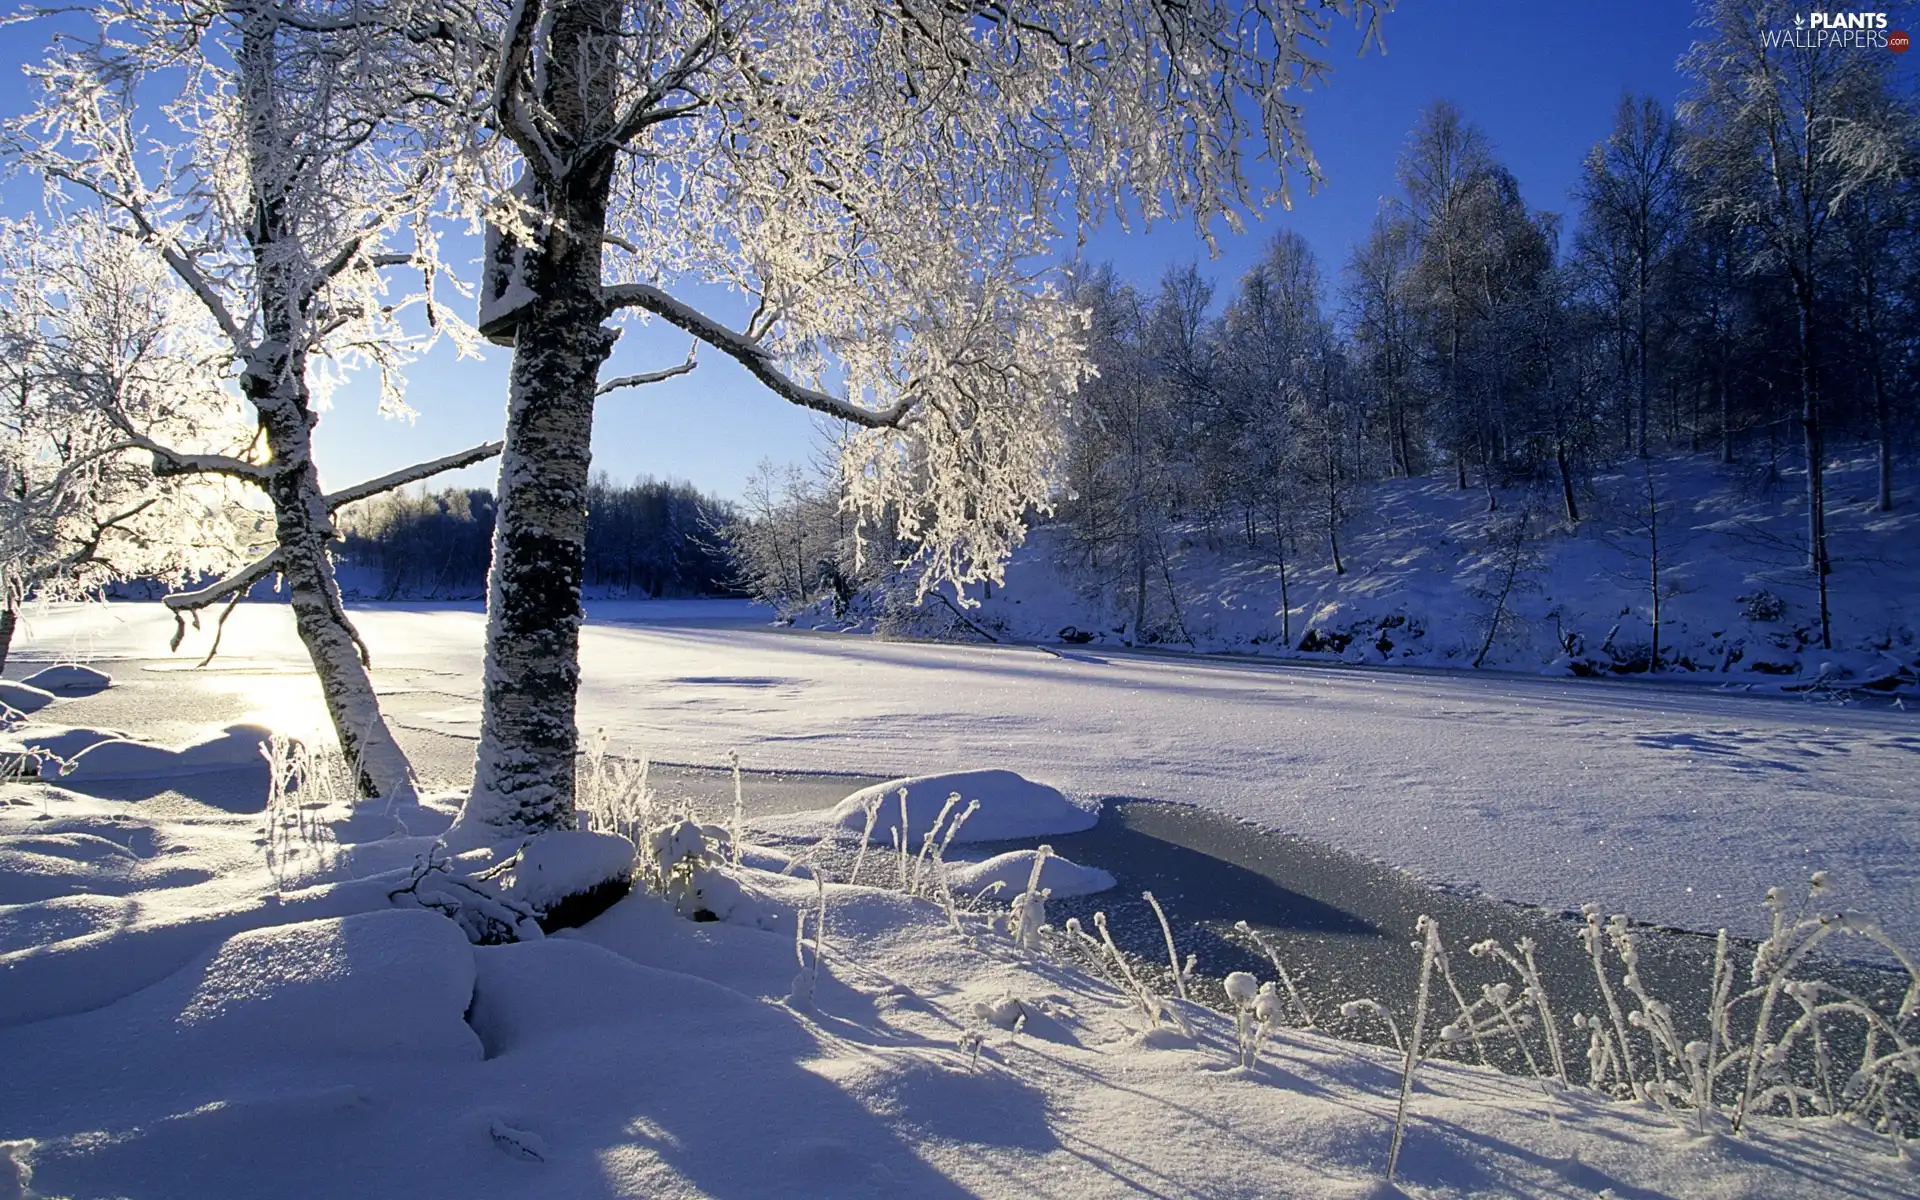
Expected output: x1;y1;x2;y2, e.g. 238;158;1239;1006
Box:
1387;915;1441;1182
1234;920;1314;1026
896;788;910;890
729;749;744;868
910;793;960;896
1143;890;1188;1001
850;795;882;885
1580;906;1642;1098
1093;911;1162;1029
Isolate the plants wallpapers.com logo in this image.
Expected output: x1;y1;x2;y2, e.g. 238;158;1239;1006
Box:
1767;10;1908;51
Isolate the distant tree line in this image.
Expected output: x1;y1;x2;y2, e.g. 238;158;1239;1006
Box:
339;475;738;599
1060;6;1917;649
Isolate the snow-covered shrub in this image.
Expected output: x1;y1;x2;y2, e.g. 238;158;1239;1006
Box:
578;732;654;854
646;817;732;919
260;734;346;894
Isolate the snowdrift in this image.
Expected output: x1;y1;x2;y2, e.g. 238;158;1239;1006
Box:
20;665;111;697
944;848;1116;898
817;769;1098;843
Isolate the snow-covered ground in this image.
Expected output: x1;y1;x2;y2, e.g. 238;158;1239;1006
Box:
4;600;1919;1196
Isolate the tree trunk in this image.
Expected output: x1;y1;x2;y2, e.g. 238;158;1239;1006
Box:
1877;370;1894;514
1647;466;1661;674
233;10;415;803
1132;545;1148;643
1718;359;1733;466
1796;284;1832;651
0;604;14;676
1871;324;1894;513
254;376;419;803
1326;468;1346;575
1557;440;1580;524
454;228;615;845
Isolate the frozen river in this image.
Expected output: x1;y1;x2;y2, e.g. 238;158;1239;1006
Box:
12;598;1919;951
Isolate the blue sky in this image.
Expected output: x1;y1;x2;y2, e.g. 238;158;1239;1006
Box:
0;2;1752;501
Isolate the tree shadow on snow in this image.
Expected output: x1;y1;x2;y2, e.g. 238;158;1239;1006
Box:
48;762;272;812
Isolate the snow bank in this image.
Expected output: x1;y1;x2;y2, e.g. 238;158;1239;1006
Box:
167;909;481;1063
20;665;111;697
0;682;55;718
59;723;273;780
825;770;1097;843
945;849;1116;898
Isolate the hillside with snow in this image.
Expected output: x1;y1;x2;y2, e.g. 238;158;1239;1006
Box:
879;456;1919;696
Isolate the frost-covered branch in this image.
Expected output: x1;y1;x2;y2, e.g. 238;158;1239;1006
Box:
162;550;282;615
130;435;271;483
27;496;160;585
596;344;698;396
602;284;913;428
323;441;505;512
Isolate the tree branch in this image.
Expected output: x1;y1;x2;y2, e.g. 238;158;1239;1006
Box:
25;497;160;589
602;284;914;428
129;435;271;483
163;550;283;615
596;343;698;395
323;441;505;512
40;165;251;350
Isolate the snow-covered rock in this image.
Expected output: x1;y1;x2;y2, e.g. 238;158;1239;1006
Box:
0;681;56;718
945;849;1116;899
166;909;481;1063
509;829;634;931
21;665;111;697
58;723;274;780
826;770;1097;844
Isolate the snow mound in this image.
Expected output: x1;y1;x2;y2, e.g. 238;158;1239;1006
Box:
828;770;1096;843
0;681;55;717
468;936;761;1056
21;664;111;697
945;849;1116;899
4;721;134;775
170;909;481;1063
0;831;193;905
509;829;635;913
60;723;274;780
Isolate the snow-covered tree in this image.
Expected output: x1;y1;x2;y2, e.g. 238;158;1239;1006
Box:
722;459;842;616
7;0;503;797
0;213;254;673
1574;95;1684;460
1681;0;1912;648
1346;214;1422;480
450;0;1390;842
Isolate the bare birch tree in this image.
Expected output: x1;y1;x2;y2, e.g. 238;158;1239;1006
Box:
448;0;1391;843
7;0;502;798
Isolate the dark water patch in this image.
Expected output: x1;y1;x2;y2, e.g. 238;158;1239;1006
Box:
970;799;1912;1105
